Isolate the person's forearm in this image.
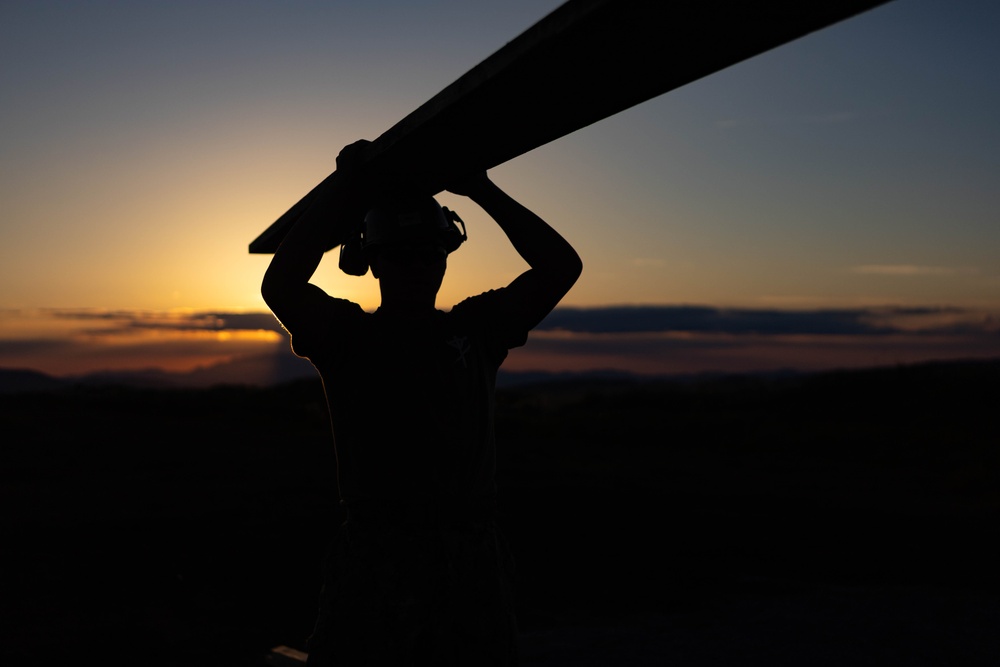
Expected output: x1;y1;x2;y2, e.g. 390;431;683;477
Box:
261;172;360;300
469;180;582;280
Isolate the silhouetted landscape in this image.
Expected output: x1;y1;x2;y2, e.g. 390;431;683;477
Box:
2;360;998;666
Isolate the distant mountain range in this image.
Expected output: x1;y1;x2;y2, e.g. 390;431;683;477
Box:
0;360;651;394
0;352;317;393
4;354;996;395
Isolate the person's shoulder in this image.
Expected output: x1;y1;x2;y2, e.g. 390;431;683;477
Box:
295;293;367;329
450;288;513;316
448;288;530;350
325;296;367;317
289;295;367;359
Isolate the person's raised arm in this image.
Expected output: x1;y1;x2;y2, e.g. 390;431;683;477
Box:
449;173;582;330
261;141;371;332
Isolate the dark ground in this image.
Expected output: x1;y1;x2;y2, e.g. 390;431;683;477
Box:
1;360;998;666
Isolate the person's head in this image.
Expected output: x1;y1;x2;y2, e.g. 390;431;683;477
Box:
362;195;464;251
358;196;466;305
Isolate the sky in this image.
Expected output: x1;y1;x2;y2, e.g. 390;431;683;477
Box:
2;0;999;384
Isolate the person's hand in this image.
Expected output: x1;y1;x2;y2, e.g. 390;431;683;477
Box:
446;171;492;198
336;139;372;176
333;140;374;238
335;139;374;210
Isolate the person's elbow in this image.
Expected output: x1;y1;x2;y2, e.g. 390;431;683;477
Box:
542;251;583;298
568;250;584;283
260;267;293;312
557;250;584;291
260;272;279;309
260;283;276;311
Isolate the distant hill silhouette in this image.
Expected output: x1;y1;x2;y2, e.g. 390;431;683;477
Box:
0;368;66;394
2;356;997;394
0;352;318;393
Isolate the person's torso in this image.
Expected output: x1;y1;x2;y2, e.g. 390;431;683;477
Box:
317;307;505;501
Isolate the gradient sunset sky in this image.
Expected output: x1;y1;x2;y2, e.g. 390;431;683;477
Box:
2;0;999;383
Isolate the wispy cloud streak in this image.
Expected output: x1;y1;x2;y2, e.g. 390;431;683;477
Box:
45;309;284;334
850;264;978;277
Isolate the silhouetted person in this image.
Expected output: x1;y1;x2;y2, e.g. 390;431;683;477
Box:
261;140;581;666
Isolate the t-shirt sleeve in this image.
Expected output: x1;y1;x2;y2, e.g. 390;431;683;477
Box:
450;287;531;354
287;295;366;364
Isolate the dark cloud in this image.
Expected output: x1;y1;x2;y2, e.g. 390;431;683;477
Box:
538;305;876;335
0;338;76;356
46;309;285;335
879;306;963;316
525;332;741;357
210;312;284;332
537;305;996;336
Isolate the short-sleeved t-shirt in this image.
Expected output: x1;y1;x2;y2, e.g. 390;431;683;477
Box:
289;288;529;503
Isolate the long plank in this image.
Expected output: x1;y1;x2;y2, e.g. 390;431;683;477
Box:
249;0;890;253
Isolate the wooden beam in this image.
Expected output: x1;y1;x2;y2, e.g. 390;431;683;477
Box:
249;0;890;253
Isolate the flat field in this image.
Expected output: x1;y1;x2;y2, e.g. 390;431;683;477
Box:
2;360;998;666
